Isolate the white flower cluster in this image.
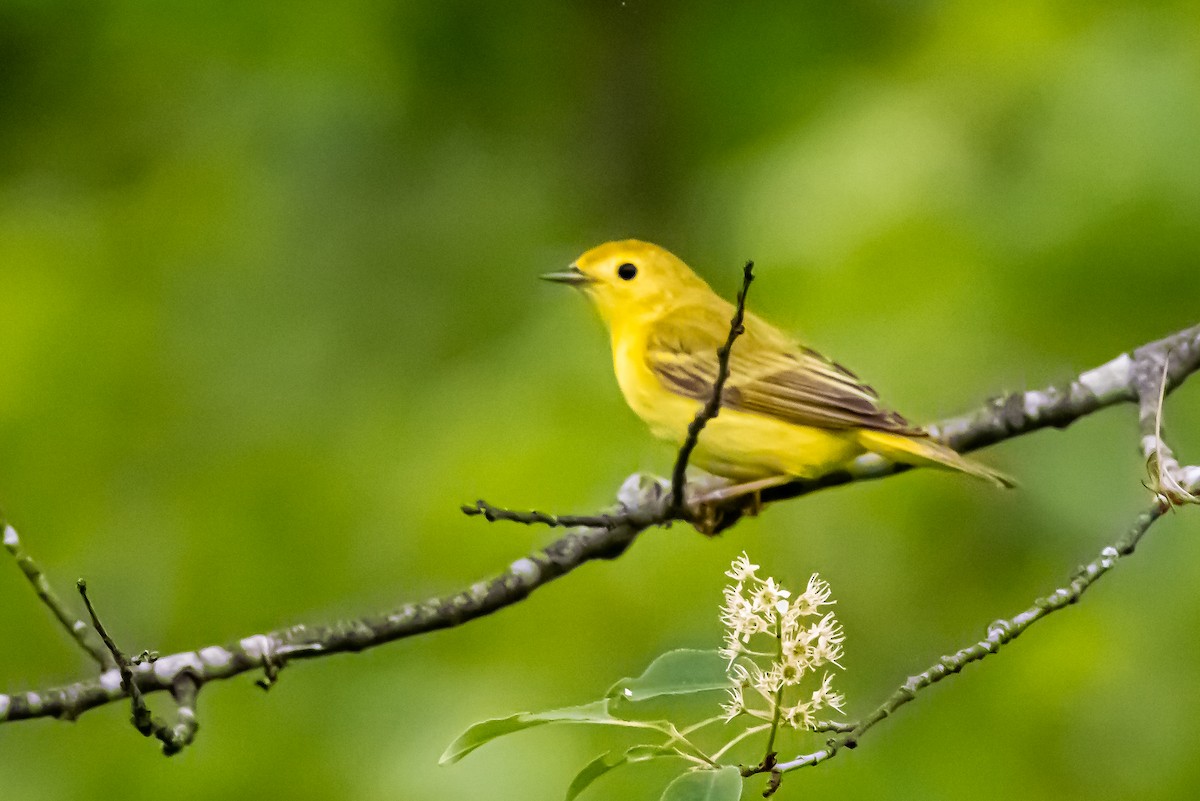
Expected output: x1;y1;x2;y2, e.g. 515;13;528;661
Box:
718;553;846;730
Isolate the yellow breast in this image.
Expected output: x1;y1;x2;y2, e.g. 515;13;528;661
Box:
611;324;696;442
609;319;862;481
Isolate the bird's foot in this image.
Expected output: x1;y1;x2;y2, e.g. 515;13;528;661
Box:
685;475;792;536
689;475;792;507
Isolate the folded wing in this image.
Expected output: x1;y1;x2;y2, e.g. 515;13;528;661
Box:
645;304;923;436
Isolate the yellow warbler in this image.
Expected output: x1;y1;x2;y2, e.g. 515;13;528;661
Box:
542;240;1012;497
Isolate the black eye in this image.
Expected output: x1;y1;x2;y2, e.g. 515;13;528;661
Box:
617;262;637;280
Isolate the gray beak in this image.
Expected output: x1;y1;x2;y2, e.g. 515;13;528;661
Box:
539;264;595;286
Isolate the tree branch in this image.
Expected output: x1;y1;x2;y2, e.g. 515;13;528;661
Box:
2;320;1197;747
772;499;1174;778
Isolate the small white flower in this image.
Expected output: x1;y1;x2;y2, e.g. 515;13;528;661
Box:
720;683;745;722
780;700;816;730
725;552;760;583
729;662;752;689
793;573;834;616
777;657;806;687
720;584;768;643
718;630;742;666
811;672;846;714
805;613;845;667
750;663;782;697
751;577;791;613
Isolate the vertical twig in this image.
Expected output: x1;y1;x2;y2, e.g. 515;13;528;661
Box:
159;673;201;756
670;261;755;512
1144;354;1199;505
76;579;202;755
77;580;155;735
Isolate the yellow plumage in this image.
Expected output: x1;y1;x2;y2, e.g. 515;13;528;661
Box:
543;240;1012;490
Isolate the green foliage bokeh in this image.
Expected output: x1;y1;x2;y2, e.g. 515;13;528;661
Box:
1;2;1198;799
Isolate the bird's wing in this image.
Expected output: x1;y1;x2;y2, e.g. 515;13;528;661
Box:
645;304;922;434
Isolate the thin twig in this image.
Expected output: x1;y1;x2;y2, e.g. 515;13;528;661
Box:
670;261;755;513
159;673;201;756
76;580;200;755
763;769;783;798
0;521;113;668
461;499;661;530
77;580;155;736
1143;354;1199;505
810;720;856;734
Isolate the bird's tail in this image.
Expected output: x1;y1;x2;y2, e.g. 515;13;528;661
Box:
856;430;1016;489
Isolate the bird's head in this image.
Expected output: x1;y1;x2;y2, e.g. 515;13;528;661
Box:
541;240;711;327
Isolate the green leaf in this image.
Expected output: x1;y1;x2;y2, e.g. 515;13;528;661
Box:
566;745;678;800
659;767;743;801
440;701;615;765
607;649;731;703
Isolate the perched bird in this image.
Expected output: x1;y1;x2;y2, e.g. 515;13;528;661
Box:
542;240;1012;501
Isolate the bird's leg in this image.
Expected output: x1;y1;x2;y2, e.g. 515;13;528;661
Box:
685;475;793;536
689;475;793;511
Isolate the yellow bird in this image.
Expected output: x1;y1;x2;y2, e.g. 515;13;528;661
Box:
542;240;1012;500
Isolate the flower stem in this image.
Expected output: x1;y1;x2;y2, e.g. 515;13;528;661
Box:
762;616;786;761
665;723;720;768
712;723;772;762
681;715;725;736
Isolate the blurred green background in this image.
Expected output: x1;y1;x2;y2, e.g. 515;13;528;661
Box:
2;1;1199;798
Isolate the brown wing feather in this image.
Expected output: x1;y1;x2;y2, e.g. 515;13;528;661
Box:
646;305;923;436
